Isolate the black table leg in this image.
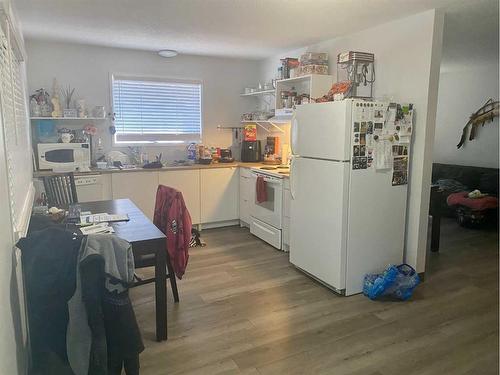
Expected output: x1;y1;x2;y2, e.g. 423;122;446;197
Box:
429;186;443;253
155;248;167;341
166;255;180;303
431;214;441;252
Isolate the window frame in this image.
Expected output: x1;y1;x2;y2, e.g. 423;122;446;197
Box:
110;73;203;146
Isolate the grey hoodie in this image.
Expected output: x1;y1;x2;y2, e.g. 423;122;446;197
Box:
66;234;134;375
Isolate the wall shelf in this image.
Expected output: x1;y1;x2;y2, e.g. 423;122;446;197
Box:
276;74;318;84
240;120;287;133
30;117;108;121
217;125;243;130
240;89;275;97
274;74;333;113
241;120;289;124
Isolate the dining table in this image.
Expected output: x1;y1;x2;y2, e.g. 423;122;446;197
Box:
30;198;170;341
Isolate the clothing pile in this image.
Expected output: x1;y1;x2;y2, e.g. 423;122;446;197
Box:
18;227;143;375
447;191;498;210
435;178;469;193
446;189;499;227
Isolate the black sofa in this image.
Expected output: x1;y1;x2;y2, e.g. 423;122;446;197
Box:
428;163;498;251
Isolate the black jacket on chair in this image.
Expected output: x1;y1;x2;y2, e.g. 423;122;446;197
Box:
18;226;143;375
17;226;81;374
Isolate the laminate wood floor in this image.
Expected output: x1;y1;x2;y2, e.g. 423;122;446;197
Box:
131;219;499;375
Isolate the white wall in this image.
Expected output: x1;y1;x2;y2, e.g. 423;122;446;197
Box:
25;40;260;162
433;0;499;169
259;10;444;272
434;62;499;168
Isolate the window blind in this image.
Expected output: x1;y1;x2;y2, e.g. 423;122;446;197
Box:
112;76;202;143
0;15;32;235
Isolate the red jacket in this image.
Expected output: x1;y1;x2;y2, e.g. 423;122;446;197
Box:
153;185;192;279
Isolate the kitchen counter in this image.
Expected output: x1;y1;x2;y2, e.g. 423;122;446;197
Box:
32;162;276;178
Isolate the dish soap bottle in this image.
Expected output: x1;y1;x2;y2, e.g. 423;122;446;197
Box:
95;137;105;162
187;142;197;163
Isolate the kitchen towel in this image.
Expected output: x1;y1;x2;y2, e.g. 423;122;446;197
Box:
256;176;267;203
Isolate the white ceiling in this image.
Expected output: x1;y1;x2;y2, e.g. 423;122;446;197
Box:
441;0;499;70
13;0;466;59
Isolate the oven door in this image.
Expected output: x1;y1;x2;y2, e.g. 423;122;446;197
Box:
250;172;283;229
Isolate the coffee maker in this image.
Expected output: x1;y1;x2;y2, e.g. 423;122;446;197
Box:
241;140;261;162
220;148;234;163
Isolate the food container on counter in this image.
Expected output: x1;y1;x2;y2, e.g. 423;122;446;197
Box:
96;161;108;169
199;157;212;165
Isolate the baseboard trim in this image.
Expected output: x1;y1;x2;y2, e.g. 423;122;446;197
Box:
200;219;240;230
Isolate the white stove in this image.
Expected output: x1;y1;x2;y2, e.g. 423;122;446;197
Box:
249;165;289;250
250;165;290;178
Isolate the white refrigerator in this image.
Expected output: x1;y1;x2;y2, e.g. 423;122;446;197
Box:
289;99;414;296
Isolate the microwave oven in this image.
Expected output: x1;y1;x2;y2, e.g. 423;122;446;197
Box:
37;143;91;172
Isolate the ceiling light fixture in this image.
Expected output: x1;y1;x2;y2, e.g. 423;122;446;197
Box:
158;49;178;58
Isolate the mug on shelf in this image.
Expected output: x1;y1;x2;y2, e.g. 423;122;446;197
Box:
61;133;74;143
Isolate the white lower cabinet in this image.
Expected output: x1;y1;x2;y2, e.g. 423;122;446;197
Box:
158;170;201;224
239;168;253;226
109;167;239;226
73;174;112;202
111;171;159;220
200;167;239;225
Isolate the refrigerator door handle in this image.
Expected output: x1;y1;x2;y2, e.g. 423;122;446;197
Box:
290;156;296;200
291;114;298;156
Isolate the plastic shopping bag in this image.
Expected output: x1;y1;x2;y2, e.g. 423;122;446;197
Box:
363;264;420;301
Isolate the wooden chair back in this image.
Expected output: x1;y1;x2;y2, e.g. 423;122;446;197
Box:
43;173;78;207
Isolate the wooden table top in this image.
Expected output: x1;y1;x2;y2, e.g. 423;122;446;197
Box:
79;198;165;244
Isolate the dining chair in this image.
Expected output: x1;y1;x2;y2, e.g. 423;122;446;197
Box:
43;173;78;208
132;185;190;304
133;252;180;303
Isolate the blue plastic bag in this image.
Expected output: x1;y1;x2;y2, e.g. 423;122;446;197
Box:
363;264;420;301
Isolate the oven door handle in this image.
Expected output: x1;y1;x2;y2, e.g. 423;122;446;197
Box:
251;173;282;185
